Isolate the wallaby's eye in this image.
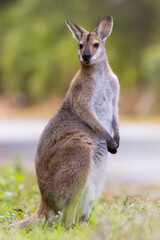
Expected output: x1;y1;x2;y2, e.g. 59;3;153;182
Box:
93;43;99;49
79;44;83;49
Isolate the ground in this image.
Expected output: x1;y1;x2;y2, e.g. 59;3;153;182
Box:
0;164;160;240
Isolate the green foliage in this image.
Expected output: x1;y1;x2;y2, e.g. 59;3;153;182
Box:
0;0;79;101
0;165;160;239
0;165;39;224
141;43;160;85
0;0;160;102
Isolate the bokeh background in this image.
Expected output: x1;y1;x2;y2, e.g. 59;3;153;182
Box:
0;0;160;184
0;0;160;115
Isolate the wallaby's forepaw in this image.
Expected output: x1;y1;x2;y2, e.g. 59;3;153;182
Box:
108;147;117;154
107;140;117;154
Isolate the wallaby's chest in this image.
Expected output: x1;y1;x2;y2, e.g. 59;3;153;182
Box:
93;74;114;129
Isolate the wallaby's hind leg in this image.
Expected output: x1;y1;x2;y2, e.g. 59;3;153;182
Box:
41;137;92;226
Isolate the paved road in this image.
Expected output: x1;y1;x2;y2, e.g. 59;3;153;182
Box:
0;119;160;184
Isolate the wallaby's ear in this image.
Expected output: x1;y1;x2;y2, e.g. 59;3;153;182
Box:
65;20;88;41
94;16;113;41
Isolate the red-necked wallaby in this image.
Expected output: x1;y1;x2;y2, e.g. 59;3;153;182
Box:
13;15;120;227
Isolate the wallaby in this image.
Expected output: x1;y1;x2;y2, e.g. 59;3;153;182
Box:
12;15;120;227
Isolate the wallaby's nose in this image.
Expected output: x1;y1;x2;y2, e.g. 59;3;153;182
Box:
82;53;91;62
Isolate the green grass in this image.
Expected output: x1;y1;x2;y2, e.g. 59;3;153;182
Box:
0;164;160;240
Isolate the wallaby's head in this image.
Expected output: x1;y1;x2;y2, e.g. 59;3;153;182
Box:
66;16;113;66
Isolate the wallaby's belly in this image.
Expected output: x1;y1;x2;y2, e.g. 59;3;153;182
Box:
90;139;108;196
77;138;108;218
84;138;108;197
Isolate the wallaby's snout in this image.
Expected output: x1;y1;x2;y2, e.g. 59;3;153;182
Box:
82;52;91;64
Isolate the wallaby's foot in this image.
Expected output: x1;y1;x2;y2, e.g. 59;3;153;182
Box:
8;215;39;229
11;216;39;228
9;200;54;228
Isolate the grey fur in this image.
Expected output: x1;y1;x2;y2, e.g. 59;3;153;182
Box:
12;16;120;228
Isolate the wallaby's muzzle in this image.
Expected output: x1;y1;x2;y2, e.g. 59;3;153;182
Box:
82;53;91;64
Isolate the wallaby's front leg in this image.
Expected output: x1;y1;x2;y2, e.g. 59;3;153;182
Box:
112;116;120;148
73;100;117;154
112;89;120;148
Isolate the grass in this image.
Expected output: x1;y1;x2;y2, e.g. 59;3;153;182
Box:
0;164;160;240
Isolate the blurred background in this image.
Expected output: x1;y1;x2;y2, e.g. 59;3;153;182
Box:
0;0;160;184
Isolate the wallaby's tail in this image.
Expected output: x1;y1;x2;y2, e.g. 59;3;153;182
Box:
9;200;54;228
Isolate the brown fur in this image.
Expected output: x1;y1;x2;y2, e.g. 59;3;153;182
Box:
11;15;120;228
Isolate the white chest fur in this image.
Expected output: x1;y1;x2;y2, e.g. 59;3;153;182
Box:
92;70;114;134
